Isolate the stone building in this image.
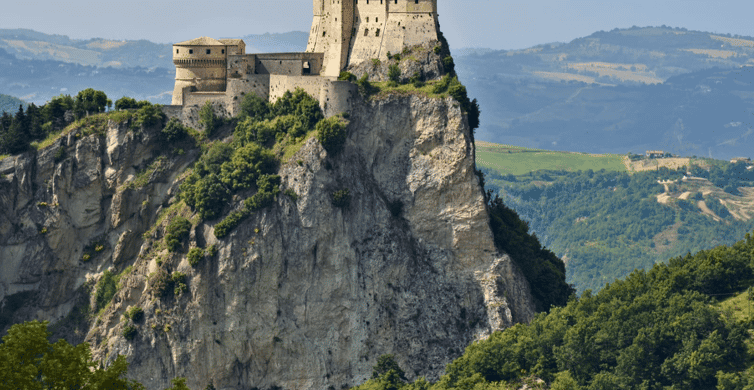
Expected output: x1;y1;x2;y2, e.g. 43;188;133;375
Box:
169;0;440;118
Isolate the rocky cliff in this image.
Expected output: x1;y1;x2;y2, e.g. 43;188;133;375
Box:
0;91;536;390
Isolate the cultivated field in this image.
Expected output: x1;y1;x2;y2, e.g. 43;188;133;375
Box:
475;142;626;175
566;62;664;84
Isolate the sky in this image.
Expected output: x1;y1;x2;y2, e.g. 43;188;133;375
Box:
2;0;754;50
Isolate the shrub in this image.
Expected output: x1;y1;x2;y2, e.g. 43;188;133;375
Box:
94;270;117;312
53;147;66;163
332;189;351;208
122;324;137;341
124;306;144;322
238;93;271;120
316;116;349;156
283;188;298;201
372;58;381;67
442;55;456;75
410;71;425;88
181;172;230;220
172;272;187;296
215;175;280;239
132;102;163;129
162;118;188;143
206;244;218;258
356;74;377;97
388;64;401;85
150;269;171;298
199;101;219;136
219;143;277;191
165;216;191;252
433;45;442;54
187;247;204;267
338;71;357;82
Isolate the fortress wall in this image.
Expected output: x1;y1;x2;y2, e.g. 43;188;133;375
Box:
257;59;304;75
183;91;228;108
381;13;437;56
320;80;358;118
228;55;255;77
269;75;327;103
226;75;271;116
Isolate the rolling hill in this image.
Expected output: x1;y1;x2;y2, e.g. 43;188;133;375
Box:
457;26;754;160
478;143;754;293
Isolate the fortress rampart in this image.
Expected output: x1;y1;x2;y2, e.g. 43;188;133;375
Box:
169;0;438;120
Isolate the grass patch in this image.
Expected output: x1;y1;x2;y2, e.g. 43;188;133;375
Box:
475;142;627;176
277;129;317;163
143;200;191;240
371;80;449;100
0;154;9;162
123;156;167;190
717;289;754;324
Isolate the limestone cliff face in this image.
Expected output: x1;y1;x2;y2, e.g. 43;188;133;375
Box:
0;93;535;390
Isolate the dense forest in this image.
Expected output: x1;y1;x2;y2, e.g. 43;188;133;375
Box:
482;165;754;293
355;230;754;389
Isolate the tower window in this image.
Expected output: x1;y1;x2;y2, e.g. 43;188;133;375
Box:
364;29;369;36
176;49;179;54
189;49;193;54
206;49;211;54
222;49;225;54
366;17;369;22
415;0;419;3
376;29;381;37
376;17;378;22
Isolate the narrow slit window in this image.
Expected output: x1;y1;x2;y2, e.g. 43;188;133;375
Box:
376;29;381;37
364;28;369;36
176;49;179;54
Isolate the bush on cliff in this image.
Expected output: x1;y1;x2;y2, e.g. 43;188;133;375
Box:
165;216;191;252
316;116;349;156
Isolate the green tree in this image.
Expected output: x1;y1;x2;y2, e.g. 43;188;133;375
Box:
74;88;110;118
0;320;144;390
165;216;191;252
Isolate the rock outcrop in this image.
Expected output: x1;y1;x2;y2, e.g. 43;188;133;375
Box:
0;91;535;390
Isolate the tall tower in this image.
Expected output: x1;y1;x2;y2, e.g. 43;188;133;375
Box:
381;0;439;57
307;0;354;77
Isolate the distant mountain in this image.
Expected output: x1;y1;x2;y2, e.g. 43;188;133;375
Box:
0;93;26;114
0;29;308;70
456;26;754;160
0;47;175;105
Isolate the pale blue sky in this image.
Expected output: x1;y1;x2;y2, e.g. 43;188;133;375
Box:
3;0;754;49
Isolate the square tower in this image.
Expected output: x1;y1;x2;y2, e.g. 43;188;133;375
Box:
307;0;355;77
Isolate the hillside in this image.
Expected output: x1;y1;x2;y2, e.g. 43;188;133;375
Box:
0;93;25;114
457;26;754;160
478;145;754;293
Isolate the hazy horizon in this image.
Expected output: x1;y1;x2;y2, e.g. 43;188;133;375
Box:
1;0;754;51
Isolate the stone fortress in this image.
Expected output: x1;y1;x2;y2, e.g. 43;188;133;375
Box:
170;0;440;117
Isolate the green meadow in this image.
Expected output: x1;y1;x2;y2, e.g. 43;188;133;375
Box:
475;141;627;175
